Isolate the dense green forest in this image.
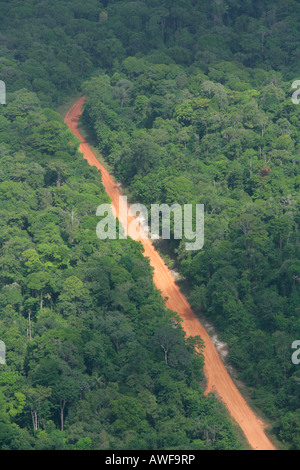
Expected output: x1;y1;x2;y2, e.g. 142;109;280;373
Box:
0;0;299;450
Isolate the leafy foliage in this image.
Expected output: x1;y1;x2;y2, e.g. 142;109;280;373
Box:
0;0;300;450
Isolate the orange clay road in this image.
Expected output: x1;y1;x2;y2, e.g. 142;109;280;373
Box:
65;96;276;451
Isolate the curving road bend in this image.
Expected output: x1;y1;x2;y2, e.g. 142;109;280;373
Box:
65;96;276;451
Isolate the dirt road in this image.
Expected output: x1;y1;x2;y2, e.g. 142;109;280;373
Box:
65;96;276;451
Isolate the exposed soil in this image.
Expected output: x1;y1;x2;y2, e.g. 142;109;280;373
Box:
65;96;276;451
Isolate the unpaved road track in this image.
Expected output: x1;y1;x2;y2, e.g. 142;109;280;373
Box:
65;96;276;451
